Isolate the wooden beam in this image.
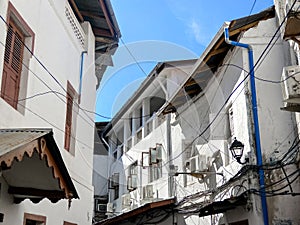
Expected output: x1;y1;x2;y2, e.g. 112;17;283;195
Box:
207;47;228;58
93;27;113;38
99;0;115;37
8;186;65;199
80;11;106;20
68;0;84;23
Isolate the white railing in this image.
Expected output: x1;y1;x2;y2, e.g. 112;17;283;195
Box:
65;2;85;47
145;118;153;137
124;115;166;151
135;126;143;145
126;136;132;152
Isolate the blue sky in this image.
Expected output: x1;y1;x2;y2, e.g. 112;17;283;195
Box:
95;0;273;121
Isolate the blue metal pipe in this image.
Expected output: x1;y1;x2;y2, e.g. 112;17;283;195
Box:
79;51;87;98
224;26;269;225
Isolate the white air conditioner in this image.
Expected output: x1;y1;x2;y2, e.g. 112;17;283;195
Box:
281;66;300;104
143;185;154;199
189;154;207;172
122;194;132;209
106;203;115;213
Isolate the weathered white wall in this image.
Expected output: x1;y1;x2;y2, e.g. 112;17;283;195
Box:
0;0;96;224
171;17;298;225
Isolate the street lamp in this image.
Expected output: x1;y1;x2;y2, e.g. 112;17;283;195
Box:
229;138;248;164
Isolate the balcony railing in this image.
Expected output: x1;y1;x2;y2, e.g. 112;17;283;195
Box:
135;126;143;145
124;115;166;151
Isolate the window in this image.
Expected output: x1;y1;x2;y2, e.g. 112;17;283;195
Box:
109;173;119;200
182;140;193;187
2;2;34;110
23;213;46;225
63;222;77;225
127;161;138;191
225;105;234;165
148;145;163;182
149;161;162;182
64;81;78;153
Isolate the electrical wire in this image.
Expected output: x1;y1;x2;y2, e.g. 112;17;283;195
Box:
163;0;298;168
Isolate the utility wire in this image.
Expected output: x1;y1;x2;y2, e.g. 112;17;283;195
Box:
163;0;298;167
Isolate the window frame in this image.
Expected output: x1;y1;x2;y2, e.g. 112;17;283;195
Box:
1;2;34;111
64;81;77;153
23;213;46;225
63;222;77;225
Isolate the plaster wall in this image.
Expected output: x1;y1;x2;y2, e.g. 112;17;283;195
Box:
0;0;96;224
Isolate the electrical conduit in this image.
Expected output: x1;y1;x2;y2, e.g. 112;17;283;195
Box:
224;25;269;225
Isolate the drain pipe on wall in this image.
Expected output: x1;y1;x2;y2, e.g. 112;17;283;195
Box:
224;25;269;225
79;51;87;103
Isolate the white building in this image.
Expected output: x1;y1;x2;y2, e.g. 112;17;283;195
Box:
0;0;119;225
98;4;300;225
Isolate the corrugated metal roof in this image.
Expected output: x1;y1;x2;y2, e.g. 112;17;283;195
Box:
0;129;52;156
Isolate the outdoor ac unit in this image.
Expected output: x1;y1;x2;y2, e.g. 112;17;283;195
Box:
96;203;107;212
281;66;300;104
122;194;132;209
189;154;207;172
143;185;154;199
106;202;115;213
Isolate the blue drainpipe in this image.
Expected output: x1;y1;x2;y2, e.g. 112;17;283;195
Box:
79;51;87;99
224;26;269;225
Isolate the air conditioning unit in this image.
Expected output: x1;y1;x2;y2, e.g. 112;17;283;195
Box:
143;185;154;199
189;155;207;172
281;66;300;104
106;203;115;214
122;194;132;209
96;203;107;212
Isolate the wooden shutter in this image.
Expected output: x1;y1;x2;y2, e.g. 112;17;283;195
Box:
64;93;73;151
64;82;76;151
1;20;24;108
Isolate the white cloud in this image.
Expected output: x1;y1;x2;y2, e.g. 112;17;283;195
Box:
188;19;212;46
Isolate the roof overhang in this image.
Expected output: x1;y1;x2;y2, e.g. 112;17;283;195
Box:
162;6;275;114
97;198;176;225
0;129;78;204
198;193;248;217
70;0;121;53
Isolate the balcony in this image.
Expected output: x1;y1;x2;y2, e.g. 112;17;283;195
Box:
123;115;166;152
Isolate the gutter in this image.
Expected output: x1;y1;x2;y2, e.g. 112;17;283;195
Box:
224;25;269;225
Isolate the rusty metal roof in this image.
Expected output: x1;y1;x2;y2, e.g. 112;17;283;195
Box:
97;198;176;225
0;129;51;156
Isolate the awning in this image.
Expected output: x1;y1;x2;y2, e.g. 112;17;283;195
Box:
97;198;176;225
0;129;78;203
198;192;248;217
